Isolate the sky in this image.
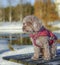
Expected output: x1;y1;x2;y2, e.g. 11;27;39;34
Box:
0;0;59;8
0;0;35;8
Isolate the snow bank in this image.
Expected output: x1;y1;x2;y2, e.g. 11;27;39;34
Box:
0;56;23;65
1;45;34;57
0;22;23;33
1;45;60;57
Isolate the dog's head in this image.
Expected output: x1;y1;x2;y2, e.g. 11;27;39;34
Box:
22;15;42;33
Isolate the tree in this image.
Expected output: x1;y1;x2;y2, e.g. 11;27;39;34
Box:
4;2;34;21
34;0;59;26
0;8;3;21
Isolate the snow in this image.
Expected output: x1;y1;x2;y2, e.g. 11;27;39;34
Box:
0;57;23;65
54;30;60;33
56;0;60;3
0;45;34;65
1;45;60;57
49;21;60;28
0;22;60;33
1;45;34;57
0;22;23;33
52;23;60;28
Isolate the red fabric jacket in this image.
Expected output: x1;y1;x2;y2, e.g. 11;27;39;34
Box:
30;26;57;47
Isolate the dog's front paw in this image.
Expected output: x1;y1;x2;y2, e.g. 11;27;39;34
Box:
31;56;39;60
43;56;51;61
43;58;51;61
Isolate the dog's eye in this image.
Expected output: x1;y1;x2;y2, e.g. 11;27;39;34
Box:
23;23;25;25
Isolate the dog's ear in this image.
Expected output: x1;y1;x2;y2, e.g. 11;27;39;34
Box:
33;19;43;32
33;21;39;28
32;21;40;31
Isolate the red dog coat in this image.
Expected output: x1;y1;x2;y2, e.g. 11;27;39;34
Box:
30;26;57;47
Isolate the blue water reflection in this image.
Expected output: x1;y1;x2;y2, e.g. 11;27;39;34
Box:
0;32;60;53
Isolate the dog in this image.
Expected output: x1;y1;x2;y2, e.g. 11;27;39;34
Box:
22;15;57;60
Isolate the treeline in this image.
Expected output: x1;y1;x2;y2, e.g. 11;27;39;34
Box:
34;0;59;26
12;37;32;45
0;0;59;23
0;3;34;21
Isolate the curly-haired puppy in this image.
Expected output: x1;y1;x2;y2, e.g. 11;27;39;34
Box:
22;15;57;60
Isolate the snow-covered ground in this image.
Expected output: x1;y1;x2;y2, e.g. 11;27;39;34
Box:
1;45;34;57
1;45;60;57
0;22;23;33
48;20;60;28
54;30;60;34
0;40;22;65
0;40;34;65
0;44;34;65
0;57;23;65
0;22;60;33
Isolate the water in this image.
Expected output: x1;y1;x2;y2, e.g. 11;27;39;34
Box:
54;33;60;39
0;32;60;52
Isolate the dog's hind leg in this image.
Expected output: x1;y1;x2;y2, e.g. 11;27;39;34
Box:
42;36;51;60
51;42;57;58
43;42;51;60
